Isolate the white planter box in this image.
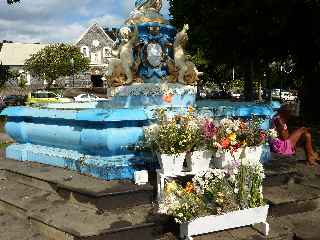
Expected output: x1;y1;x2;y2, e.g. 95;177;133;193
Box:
180;205;269;240
213;146;263;169
188;150;213;173
156;152;186;175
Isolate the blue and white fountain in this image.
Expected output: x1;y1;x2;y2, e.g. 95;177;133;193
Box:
1;0;277;181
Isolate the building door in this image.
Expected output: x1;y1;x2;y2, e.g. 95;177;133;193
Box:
91;75;103;87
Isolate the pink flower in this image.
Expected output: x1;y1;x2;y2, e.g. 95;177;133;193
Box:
260;132;267;142
202;120;217;140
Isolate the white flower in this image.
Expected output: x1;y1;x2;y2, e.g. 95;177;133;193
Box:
268;128;278;139
187;119;199;130
226;128;232;134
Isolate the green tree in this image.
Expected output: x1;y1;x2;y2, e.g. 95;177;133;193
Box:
169;0;292;100
7;0;20;4
169;0;320;118
0;63;11;91
24;44;90;89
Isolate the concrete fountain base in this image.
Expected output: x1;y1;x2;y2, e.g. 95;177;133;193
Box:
1;84;277;181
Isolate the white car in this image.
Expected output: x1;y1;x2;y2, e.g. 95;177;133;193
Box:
281;92;298;101
231;92;241;99
74;94;107;102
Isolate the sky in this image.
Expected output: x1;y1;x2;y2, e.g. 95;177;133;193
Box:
0;0;170;44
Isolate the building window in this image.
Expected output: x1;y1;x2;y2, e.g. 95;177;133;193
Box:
81;46;89;57
103;47;112;58
92;40;100;47
91;51;101;65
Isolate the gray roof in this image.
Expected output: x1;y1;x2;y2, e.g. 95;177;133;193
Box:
0;42;48;66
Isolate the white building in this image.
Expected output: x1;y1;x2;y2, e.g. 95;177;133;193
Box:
0;42;48;86
75;23;115;87
0;23;116;89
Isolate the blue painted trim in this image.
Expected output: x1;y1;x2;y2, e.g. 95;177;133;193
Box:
6;143;158;181
6;116;150;129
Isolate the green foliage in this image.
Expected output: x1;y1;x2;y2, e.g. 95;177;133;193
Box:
24;44;90;89
144;109;200;154
169;0;320;103
7;0;20;4
0;63;11;90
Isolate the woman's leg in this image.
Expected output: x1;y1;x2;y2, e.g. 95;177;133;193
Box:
288;127;306;146
289;127;317;164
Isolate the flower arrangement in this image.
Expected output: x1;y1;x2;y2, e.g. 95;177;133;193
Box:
144;109;276;155
159;159;266;223
201;117;272;153
144;108;201;155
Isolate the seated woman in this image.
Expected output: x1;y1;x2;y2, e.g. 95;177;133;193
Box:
271;105;319;165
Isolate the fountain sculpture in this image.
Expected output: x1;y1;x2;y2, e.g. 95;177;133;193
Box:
1;0;276;181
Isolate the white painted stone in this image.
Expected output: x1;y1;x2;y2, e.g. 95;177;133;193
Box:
134;170;149;185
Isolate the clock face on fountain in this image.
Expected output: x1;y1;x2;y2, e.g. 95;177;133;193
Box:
146;43;163;67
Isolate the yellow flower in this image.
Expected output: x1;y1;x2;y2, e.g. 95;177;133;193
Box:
188;105;194;113
228;133;237;141
165;181;178;193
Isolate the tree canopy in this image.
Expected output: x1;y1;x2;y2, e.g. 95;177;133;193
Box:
7;0;20;4
24;44;90;89
169;0;320;118
0;63;11;90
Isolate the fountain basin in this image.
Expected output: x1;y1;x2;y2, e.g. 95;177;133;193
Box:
1;97;278;181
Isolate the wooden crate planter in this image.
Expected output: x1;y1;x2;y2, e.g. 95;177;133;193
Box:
180;205;269;240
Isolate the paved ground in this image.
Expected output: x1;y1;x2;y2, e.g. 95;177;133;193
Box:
0;211;46;240
1;129;320;239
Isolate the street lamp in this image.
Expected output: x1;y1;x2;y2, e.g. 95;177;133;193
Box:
280;59;294;102
70;58;75;88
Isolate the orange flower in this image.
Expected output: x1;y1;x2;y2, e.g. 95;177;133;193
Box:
185;182;194;193
240;121;246;130
221;138;230;149
188;105;194;113
162;94;173;103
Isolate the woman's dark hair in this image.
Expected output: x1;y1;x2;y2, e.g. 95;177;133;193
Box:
278;104;293;117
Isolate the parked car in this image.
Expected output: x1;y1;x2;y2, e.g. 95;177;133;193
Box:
3;95;27;106
281;92;298;102
26;91;72;105
74;94;107;102
231;92;241;99
208;91;232;99
271;89;297;101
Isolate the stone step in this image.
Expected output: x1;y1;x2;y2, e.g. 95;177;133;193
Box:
0;158;155;211
258;208;320;240
0;210;48;240
0;178;170;240
264;181;320;217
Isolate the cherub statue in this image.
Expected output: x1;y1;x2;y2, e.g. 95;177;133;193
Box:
173;24;201;85
107;26;138;85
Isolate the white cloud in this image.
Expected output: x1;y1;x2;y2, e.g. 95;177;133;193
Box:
0;0;170;43
89;14;125;28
